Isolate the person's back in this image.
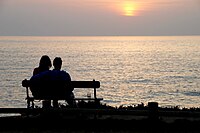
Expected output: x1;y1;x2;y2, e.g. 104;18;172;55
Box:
31;55;52;108
51;57;75;107
51;70;71;81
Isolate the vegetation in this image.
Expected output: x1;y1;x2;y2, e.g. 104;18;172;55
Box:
60;100;200;112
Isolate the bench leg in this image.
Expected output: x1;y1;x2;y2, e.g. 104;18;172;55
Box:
27;99;35;108
31;101;34;108
53;100;59;108
27;99;30;108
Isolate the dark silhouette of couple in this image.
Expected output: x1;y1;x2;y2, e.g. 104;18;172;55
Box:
31;55;76;108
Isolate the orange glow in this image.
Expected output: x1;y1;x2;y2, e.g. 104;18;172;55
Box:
124;1;135;16
114;1;141;16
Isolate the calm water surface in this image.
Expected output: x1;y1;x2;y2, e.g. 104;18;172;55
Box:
0;36;200;108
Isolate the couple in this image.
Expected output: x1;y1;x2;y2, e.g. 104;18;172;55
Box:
31;55;76;108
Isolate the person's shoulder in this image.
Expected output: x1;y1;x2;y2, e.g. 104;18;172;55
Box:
60;70;70;75
33;67;40;75
34;67;39;71
31;70;51;80
61;70;68;73
60;70;71;79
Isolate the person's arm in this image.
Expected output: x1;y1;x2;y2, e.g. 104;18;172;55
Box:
33;67;39;75
62;71;74;91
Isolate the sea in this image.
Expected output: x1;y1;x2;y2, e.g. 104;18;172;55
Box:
0;36;200;109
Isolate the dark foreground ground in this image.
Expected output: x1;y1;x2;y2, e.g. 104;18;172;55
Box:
1;102;200;132
1;115;200;133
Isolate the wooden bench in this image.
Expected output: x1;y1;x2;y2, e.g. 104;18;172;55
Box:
22;79;103;108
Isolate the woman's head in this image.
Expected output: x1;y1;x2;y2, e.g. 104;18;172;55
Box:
39;55;52;70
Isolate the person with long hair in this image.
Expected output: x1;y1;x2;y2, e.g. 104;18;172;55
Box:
33;55;52;75
32;55;52;108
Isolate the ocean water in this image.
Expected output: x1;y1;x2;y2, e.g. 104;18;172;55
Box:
0;36;200;108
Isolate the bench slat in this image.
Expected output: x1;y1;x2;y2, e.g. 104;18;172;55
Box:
67;81;100;88
22;80;100;89
26;97;103;101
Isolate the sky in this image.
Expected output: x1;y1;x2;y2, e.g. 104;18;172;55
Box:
0;0;200;36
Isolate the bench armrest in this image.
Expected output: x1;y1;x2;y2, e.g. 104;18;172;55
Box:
22;79;30;87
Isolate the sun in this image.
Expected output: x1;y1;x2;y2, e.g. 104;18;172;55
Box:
112;0;142;17
122;1;138;16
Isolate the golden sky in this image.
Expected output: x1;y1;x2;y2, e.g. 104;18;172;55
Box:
0;0;200;36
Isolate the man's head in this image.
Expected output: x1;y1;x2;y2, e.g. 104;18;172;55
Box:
53;57;62;70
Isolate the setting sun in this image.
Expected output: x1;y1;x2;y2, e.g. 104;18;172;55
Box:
123;1;138;16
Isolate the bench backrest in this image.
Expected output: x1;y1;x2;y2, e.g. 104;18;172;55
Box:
67;81;100;88
22;79;100;100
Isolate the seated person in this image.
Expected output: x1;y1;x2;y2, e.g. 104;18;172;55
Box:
30;70;52;98
50;57;76;107
32;55;52;106
29;57;76;108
